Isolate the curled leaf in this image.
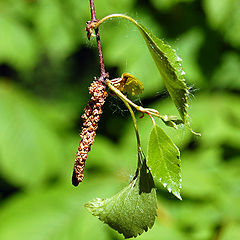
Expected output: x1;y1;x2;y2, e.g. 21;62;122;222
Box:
122;73;144;96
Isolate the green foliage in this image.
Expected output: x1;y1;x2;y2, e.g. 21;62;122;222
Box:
203;0;240;47
0;15;38;70
212;52;240;90
85;153;157;239
147;125;182;199
135;23;190;125
0;81;64;188
0;178;117;240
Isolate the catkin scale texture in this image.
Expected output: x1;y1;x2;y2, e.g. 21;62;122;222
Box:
72;80;108;186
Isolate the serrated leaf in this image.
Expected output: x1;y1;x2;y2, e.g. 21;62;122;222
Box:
85;152;157;239
135;23;189;124
122;73;144;96
147;125;182;199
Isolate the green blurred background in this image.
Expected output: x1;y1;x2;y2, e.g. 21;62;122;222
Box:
0;0;239;239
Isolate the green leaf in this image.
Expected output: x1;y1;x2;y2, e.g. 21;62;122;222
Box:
135;23;189;124
122;73;144;96
85;152;157;239
147;125;182;199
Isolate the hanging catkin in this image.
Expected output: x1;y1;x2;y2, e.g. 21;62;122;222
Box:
72;79;108;186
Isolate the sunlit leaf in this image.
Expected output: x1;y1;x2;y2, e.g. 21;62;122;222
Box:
147;125;182;199
85;152;157;239
135;23;189;124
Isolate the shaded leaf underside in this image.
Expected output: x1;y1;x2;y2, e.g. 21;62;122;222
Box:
85;153;157;239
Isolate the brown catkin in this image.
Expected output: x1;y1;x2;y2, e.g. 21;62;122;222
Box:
72;80;108;186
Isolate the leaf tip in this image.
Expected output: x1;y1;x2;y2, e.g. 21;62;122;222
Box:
84;198;104;215
174;192;182;200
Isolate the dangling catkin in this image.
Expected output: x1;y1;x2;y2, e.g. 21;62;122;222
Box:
72;79;108;186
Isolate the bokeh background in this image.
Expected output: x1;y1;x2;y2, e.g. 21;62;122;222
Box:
0;0;240;239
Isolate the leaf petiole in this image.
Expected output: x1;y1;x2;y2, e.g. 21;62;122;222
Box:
107;80;181;129
93;14;138;29
106;80;141;152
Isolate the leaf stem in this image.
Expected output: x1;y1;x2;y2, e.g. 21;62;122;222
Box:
125;101;142;153
95;14;138;28
106;80;181;128
147;112;156;126
106;80;141;152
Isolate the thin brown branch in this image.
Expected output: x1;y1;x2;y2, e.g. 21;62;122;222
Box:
90;0;97;21
88;0;108;81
